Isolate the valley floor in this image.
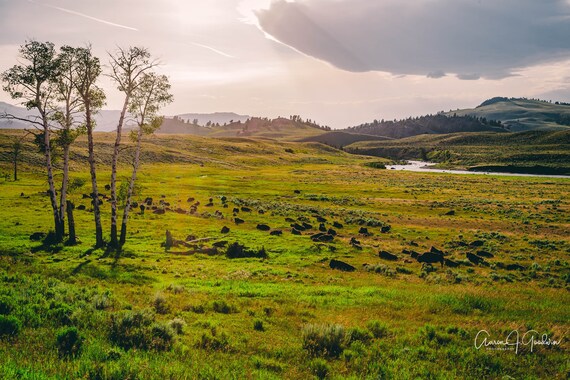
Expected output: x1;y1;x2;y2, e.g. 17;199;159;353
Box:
0;154;568;379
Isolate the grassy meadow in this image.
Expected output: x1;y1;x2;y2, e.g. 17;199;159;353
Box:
0;131;568;379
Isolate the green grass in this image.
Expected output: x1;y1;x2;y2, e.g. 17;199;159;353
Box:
0;131;568;378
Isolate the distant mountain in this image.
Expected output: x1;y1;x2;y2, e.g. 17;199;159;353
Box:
156;116;211;135
298;131;390;147
346;114;506;139
445;97;570;132
0;101;136;132
175;112;249;126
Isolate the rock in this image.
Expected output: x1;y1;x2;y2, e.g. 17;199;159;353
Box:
329;259;355;272
379;250;398;261
221;226;230;234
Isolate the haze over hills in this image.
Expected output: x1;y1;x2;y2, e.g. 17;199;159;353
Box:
175;112;249;126
444;97;570;132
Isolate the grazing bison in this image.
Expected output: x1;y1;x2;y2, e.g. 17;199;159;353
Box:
470;240;485;247
381;225;391;233
417;252;444;267
476;250;494;258
430;246;445;256
316;216;327;223
359;227;370;235
256;224;271;231
175;208;186;214
329;259;355;272
313;234;334;242
213;241;228;248
145;197;153;206
506;263;525;271
187;197;195;203
233;208;240;214
270;230;283;236
234;218;245;225
291;223;305;231
153;209;165;215
327;229;337;236
221;196;227;202
30;232;46;241
285;217;295;223
82;194;90;199
258;210;265;214
444;258;460;268
291;228;302;235
379;250;398;261
350;237;361;246
77;205;86;211
140;205;145;214
294;190;301;194
241;207;252;212
302;222;313;230
333;221;343;229
221;226;230;234
205;202;214;207
104;184;111;191
319;223;327;232
467;252;485;265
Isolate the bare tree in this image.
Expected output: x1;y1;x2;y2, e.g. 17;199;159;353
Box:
108;46;156;249
1;41;63;242
74;46;106;248
119;73;173;249
51;46;84;244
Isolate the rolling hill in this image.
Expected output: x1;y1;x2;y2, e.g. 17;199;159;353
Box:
445;97;570;131
344;130;570;174
298;131;391;147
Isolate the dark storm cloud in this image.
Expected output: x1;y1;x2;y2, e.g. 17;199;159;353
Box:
256;0;570;80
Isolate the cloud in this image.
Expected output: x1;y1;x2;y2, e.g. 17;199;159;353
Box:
256;0;570;80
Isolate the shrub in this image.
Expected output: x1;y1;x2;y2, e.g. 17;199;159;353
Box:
168;318;186;335
48;302;74;326
0;315;21;337
109;309;154;350
93;292;112;310
309;358;330;379
347;327;373;344
253;319;264;331
366;320;388;339
212;300;237;314
197;331;231;352
150;323;175;351
0;296;15;315
153;293;170;315
56;327;83;358
302;324;346;358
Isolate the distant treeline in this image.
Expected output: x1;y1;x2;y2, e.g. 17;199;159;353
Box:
478;97;570;108
347;114;506;139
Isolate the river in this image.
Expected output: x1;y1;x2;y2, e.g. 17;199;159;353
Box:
386;161;570;179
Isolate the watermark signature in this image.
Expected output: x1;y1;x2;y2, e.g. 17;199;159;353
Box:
474;330;562;354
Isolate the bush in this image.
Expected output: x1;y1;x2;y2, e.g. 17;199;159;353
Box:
347;327;373;344
48;302;74;326
212;300;237;314
309;358;330;379
109;309;154;350
153;293;169;315
197;331;231;352
253;319;264;331
56;327;83;358
302;324;346;358
366;320;388;339
0;315;21;337
0;296;15;315
168;318;186;335
150;323;175;351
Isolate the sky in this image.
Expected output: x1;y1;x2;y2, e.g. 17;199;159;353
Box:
1;0;570;128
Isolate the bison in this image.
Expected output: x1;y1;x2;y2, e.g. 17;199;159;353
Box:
379;251;398;261
417;252;444;267
329;259;355;272
256;224;271;231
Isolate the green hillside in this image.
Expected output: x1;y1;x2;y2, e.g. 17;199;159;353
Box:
446;97;570;131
